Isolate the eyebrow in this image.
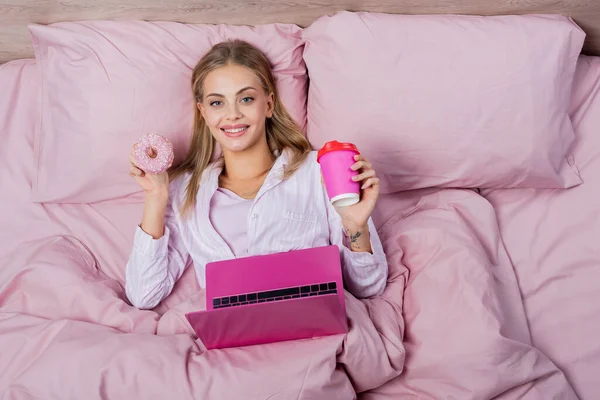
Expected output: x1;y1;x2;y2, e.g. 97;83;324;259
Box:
206;86;257;98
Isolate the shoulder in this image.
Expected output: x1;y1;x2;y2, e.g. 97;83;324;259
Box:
282;150;326;195
304;151;322;181
306;150;319;165
167;172;192;211
169;162;219;195
289;150;319;176
168;163;220;210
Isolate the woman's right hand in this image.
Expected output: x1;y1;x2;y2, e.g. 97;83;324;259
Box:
130;145;169;239
129;144;169;200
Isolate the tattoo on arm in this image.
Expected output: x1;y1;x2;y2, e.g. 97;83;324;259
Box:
346;229;362;249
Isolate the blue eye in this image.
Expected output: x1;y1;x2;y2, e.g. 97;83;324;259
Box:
210;100;222;107
241;97;254;103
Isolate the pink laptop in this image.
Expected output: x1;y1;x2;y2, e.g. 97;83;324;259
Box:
185;245;348;349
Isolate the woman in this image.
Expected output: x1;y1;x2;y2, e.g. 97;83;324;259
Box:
126;40;388;310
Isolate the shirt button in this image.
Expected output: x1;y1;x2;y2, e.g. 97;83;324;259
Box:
252;213;258;219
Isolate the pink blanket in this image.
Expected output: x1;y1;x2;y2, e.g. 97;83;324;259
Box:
364;189;576;399
0;236;407;398
0;60;405;399
482;55;600;399
0;57;588;399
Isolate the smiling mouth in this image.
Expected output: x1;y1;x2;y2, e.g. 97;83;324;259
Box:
221;125;249;137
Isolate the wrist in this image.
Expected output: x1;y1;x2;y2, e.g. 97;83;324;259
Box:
344;228;372;254
145;189;168;206
341;220;368;233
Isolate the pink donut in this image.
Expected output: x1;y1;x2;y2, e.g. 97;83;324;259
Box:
133;133;174;174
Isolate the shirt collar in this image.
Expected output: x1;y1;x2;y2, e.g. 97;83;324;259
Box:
202;148;291;197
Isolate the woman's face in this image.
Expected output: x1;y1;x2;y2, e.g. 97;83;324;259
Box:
198;64;274;155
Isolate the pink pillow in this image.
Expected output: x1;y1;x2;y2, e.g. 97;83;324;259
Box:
302;12;585;192
30;21;307;203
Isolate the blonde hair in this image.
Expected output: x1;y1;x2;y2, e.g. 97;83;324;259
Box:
169;40;311;216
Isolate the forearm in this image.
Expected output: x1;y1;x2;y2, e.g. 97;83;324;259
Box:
343;224;373;254
126;256;173;310
338;219;388;298
141;191;168;239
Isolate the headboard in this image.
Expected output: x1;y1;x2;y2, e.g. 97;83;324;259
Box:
2;0;600;63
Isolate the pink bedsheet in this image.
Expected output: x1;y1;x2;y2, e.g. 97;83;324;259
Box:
363;189;576;399
0;60;406;399
0;57;588;399
481;55;600;399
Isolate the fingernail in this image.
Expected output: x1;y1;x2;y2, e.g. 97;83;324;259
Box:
352;176;358;181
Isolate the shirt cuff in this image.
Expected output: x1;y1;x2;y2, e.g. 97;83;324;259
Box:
340;243;378;266
133;225;170;258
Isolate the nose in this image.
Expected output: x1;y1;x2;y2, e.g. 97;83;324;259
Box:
225;102;242;120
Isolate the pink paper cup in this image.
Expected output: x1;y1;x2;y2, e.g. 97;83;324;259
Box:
317;141;361;207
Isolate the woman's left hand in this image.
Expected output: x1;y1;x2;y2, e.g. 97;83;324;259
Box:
333;154;380;231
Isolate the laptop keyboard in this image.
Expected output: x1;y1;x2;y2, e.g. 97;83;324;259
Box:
212;281;338;309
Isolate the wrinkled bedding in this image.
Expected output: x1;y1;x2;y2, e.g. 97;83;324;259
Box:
0;56;596;399
364;189;576;399
481;55;600;400
0;59;406;399
0;236;406;399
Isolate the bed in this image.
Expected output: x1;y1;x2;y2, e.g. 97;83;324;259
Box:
1;1;599;399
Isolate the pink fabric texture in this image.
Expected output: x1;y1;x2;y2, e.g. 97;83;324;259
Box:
480;55;600;400
0;236;405;399
363;189;577;399
302;12;585;193
29;20;308;203
0;59;404;399
0;57;590;399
